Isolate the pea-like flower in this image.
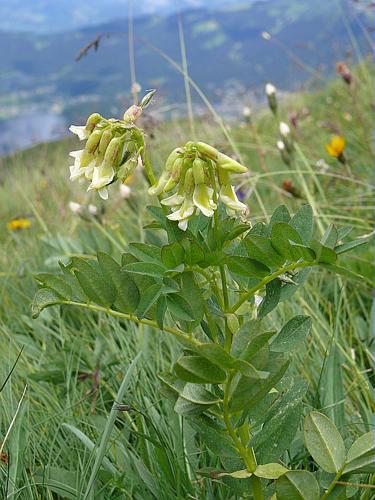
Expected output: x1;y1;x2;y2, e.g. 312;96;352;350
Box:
151;141;248;231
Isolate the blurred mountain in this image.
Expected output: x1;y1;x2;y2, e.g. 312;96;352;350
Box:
0;0;372;152
0;0;256;33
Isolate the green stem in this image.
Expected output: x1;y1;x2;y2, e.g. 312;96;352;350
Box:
321;463;347;499
140;147;157;186
229;260;317;314
60;301;198;346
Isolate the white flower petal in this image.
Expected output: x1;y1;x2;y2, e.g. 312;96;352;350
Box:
88;163;115;191
68;201;82;213
178;219;189;231
98;187;109;200
69;125;89;140
161;193;185;206
220;185;247;212
193;184;216;217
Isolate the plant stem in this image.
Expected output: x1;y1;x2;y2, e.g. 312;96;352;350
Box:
229;260;317;314
140;147;157;186
223;373;264;499
60;301;198;346
321;464;347;499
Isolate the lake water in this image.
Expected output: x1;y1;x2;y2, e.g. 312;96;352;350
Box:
0;112;67;155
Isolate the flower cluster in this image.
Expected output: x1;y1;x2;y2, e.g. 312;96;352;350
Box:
68;90;155;199
148;141;248;231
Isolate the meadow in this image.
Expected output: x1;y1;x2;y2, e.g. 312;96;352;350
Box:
0;52;374;499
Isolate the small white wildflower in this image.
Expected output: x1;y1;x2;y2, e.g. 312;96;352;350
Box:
276;140;285;151
119;184;131;199
242;106;252;118
265;83;276;96
88;204;98;215
279;122;291;137
68;201;82;214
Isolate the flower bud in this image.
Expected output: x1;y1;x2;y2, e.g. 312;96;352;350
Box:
118;156;138;182
336;62;352;85
140;89;156;109
226;313;239;335
123;104;142;123
195;142;219;161
183;168;195;195
79;149;94;168
98;129;113;154
104;137;121;166
217;153;248;173
279;122;290;137
165;148;183;172
265;83;276;96
192;158;206;185
85;129;102;154
85;113;102;132
265;83;277;115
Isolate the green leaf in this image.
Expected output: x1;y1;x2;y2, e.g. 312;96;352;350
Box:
310;240;337;264
254;463;288;479
136;283;163;318
258;279;282;319
271;316;312;352
335;239;368;255
226;255;269;278
198;343;268;379
97;252;139;313
174;397;204;416
128;242;162;262
161;242;185;268
181;239;205;266
271;223;302;258
178;271;204;325
304;411;346;473
34;273;72;299
71;257;115;307
34;467;79;499
321;224;338;249
156;295;167;329
276;470;320;500
174;355;227;384
252;378;307;463
179;383;221;406
289;242;316;261
124;262;166;277
245;235;285;268
167;294;195;321
229;357;289;413
268;205;291;231
344;432;375;474
32;288;63;318
289;204;313;245
217;469;252;479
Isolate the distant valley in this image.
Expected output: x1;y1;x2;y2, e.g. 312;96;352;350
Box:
0;0;371;153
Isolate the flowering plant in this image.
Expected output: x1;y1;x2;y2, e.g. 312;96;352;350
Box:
32;92;373;499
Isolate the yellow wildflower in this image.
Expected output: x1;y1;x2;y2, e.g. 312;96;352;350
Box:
6;218;31;231
325;136;345;158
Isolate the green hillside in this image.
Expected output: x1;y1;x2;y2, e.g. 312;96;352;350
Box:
0;0;371;126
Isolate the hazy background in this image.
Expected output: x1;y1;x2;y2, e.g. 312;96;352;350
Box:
0;0;372;153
